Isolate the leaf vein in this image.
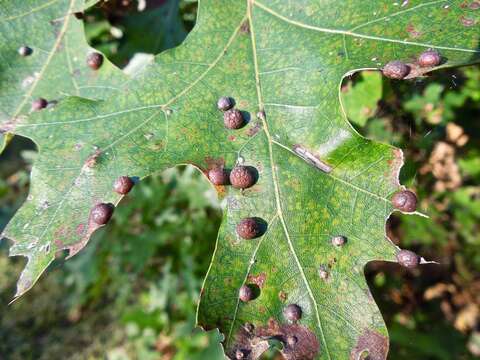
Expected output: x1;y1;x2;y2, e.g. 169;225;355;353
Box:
248;1;332;358
253;0;480;54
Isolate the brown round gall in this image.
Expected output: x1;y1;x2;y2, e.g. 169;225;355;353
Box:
392;190;417;212
382;60;410;79
318;267;329;280
229;166;256;189
90;203;114;225
286;335;298;347
217;96;233;111
243;322;254;333
113;176;134;195
31;98;48;111
236;217;264;239
396;249;420;268
283;304;302;322
18;46;33;56
331;235;346;247
239;285;254;302
86;52;104;70
208;168;229;186
235;349;247;359
256;110;266;121
223;109;245;129
418;49;441;67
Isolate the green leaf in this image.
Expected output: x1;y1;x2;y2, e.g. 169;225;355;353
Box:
342;71;382;127
0;0;126;123
1;1;479;359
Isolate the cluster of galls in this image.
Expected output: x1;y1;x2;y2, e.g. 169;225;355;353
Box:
18;42;104;112
379;49;429;267
89;176;135;226
217;96;246;129
208;164;261;251
234;191;421;347
216;97;275;314
208;165;257;190
18;45;51;112
382;49;442;80
213;98;265;260
221;93;303;355
208;97;258;190
391;189;421;268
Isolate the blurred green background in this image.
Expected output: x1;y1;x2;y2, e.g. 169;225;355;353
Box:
0;1;479;359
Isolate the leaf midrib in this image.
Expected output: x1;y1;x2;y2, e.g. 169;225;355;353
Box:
225;2;333;359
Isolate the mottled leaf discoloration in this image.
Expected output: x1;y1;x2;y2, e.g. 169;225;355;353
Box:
230;319;320;360
350;329;388;360
1;0;479;359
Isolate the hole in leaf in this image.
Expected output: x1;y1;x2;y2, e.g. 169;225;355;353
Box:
84;0;198;68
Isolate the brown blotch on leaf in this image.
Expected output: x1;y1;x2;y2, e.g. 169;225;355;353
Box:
204;156;225;171
229;319;319;360
73;11;84;19
113;176;135;195
460;15;476;26
391;190;417;212
244;323;255;333
54;238;64;248
240;20;250;34
246;122;262;136
86;52;104;70
75;223;85;236
405;23;422;38
247;272;266;288
470;1;480;9
278;290;288;302
67;204;112;259
84;149;102;168
350;329;388;360
396;249;420;268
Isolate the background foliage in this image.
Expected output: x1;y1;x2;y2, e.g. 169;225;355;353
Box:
0;0;479;359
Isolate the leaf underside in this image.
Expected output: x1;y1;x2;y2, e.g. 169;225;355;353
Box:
1;1;479;359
